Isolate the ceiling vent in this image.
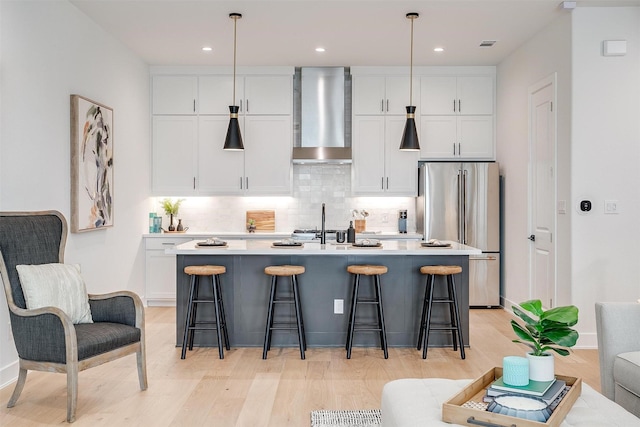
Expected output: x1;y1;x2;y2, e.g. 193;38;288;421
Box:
479;40;497;48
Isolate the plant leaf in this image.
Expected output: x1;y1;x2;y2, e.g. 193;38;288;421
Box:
512;305;537;326
511;320;535;343
520;299;544;317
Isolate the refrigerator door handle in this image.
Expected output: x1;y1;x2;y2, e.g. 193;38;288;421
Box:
462;169;468;245
457;170;463;243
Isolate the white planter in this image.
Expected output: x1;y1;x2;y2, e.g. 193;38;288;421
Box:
527;352;555;382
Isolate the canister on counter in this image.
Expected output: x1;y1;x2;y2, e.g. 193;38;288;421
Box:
398;210;407;234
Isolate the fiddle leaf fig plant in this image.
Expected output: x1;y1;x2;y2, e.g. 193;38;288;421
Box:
511;299;579;357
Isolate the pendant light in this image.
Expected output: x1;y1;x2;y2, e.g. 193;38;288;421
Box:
224;13;244;150
399;12;420;151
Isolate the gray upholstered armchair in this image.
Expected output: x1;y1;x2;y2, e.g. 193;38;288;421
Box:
0;211;147;422
595;302;640;417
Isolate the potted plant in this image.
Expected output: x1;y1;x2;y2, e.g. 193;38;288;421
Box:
247;219;256;233
160;198;185;231
511;299;579;381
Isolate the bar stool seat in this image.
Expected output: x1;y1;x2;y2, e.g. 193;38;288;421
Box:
263;265;306;360
417;265;465;360
346;264;388;359
181;265;230;360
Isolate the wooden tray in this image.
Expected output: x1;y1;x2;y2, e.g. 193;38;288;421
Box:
246;210;275;231
442;367;581;427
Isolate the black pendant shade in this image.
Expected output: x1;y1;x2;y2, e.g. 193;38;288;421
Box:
224;105;244;150
400;105;420;151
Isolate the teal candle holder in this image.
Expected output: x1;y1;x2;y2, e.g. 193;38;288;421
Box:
503;356;530;386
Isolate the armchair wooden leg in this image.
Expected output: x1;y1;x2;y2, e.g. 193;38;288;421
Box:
67;362;78;423
7;367;27;408
137;346;148;390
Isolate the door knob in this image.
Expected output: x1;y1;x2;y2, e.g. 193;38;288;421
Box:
528;234;536;242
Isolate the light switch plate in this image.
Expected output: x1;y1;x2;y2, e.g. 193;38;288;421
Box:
334;299;344;314
604;200;620;214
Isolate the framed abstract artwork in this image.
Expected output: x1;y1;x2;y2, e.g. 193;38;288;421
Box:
70;95;114;232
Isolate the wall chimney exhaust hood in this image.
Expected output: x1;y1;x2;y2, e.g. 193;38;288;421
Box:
292;67;352;164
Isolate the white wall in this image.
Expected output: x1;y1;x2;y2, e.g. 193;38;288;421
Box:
496;13;573;310
0;0;149;387
570;7;640;343
497;6;640;349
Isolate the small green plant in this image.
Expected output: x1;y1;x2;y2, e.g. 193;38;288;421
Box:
511;299;579;357
160;198;185;216
247;219;256;226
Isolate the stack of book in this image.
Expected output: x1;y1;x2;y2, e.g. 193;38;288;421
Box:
485;376;569;410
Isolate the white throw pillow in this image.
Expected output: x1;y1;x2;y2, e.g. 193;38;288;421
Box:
16;263;93;324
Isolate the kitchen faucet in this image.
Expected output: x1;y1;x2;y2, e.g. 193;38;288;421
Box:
321;203;326;244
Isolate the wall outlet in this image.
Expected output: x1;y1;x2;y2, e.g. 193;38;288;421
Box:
334;299;344;314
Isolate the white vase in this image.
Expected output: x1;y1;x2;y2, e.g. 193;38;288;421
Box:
527;352;555;382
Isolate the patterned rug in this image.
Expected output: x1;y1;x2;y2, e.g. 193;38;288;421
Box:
310;409;382;427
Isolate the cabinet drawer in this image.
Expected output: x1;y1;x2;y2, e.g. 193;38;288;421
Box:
145;237;193;250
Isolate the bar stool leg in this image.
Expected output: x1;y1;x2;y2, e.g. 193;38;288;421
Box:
181;274;197;359
422;274;436;359
449;274;466;359
445;275;458;351
345;273;358;351
374;274;388;359
291;275;305;360
417;274;429;351
211;275;225;359
292;275;307;351
262;275;278;359
346;274;360;359
215;276;231;350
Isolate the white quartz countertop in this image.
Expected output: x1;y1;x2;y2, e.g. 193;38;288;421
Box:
166;239;481;256
144;231;423;240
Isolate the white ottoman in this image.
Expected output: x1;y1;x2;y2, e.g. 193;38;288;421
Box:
381;378;640;427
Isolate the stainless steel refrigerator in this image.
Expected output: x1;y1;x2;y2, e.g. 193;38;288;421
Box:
417;162;501;307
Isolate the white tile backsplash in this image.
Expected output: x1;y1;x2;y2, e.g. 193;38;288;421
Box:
151;165;417;233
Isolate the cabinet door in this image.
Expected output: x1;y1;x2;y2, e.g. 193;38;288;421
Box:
243;116;292;195
352;76;386;115
457;76;494;115
152;116;197;194
421;76;457;115
199;75;243;115
243;75;292;115
352;116;385;194
419;115;458;159
198;116;245;194
152;76;197;115
384;116;419;195
458;116;494;159
384;76;419;116
145;249;178;305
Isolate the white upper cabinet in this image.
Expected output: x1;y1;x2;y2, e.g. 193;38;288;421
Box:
199;75;291;115
420;115;494;160
421;75;493;115
152;76;197;115
150;68;293;196
352;75;419;116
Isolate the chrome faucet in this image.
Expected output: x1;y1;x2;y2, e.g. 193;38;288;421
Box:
321;203;326;244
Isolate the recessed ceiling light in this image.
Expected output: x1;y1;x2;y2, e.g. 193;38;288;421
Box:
479;40;497;48
434;47;444;52
202;46;212;52
315;47;326;52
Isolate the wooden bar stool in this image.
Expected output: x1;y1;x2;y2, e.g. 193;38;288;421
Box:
346;264;389;359
417;265;465;360
263;265;306;360
181;265;230;360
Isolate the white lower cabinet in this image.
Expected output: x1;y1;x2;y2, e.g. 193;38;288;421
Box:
420;115;493;160
145;237;193;306
352;115;418;196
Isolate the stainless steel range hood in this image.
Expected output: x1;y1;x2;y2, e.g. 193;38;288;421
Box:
292;67;352;164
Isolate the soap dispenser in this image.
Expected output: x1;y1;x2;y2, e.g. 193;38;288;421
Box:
347;221;356;243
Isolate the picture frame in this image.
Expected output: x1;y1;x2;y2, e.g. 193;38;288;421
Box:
70;95;114;233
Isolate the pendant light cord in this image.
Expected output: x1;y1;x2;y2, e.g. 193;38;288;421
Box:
233;16;237;106
409;15;414;106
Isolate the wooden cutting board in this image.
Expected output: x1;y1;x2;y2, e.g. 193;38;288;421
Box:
246;210;275;231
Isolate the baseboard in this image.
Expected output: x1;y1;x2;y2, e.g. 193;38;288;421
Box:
0;359;18;390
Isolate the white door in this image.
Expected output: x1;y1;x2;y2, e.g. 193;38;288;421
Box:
529;75;556;309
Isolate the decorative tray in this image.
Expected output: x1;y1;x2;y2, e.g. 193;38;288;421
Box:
421;242;451;248
442;367;581;427
163;230;186;234
272;242;303;247
196;241;227;247
352;242;382;248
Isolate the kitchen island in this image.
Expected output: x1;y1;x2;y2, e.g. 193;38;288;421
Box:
167;240;481;349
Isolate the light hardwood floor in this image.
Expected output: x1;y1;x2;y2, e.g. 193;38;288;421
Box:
0;307;599;426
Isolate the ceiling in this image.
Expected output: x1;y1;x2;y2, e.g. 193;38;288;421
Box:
70;0;640;67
